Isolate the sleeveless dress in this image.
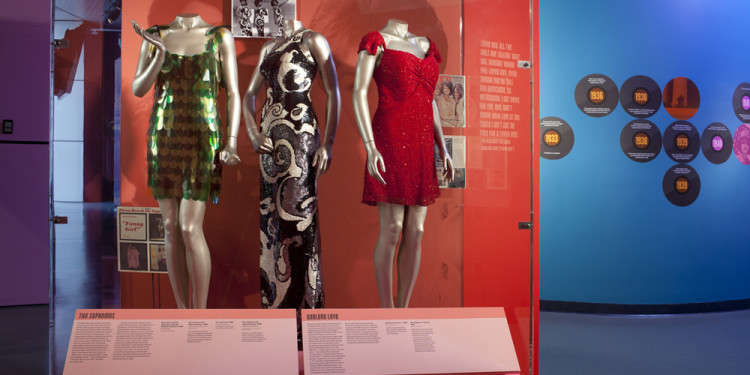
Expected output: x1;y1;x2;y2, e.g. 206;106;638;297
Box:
258;30;324;309
358;31;442;206
146;26;226;203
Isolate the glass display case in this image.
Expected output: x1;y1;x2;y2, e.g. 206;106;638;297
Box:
49;0;539;373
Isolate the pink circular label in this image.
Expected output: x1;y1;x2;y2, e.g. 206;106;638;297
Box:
743;95;750;111
712;135;724;151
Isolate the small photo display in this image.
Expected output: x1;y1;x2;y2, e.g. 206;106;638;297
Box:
148;213;165;241
117;207;166;273
232;0;297;38
118;213;147;241
437;135;466;188
150;244;168;273
434;75;466;128
120;242;148;271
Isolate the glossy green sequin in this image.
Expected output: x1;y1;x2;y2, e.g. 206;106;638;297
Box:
146;26;227;203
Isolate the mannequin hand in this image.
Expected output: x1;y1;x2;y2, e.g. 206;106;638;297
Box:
132;20;166;52
251;133;274;154
440;149;455;183
219;145;241;166
366;148;386;185
313;144;333;180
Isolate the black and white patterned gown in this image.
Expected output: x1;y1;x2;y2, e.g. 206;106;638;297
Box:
258;29;324;309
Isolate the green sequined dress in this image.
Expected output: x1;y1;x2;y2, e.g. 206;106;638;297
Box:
146;25;227;203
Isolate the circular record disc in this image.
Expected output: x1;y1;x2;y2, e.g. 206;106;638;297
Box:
662;164;700;207
732;83;750;123
663;120;700;163
620;119;662;162
733;123;750;165
619;75;661;118
574;74;619;117
541;116;574;160
701;122;732;164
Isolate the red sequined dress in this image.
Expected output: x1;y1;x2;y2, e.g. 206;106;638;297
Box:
358;31;441;206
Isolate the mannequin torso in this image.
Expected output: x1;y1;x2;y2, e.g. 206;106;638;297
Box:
377;19;429;60
160;14;215;56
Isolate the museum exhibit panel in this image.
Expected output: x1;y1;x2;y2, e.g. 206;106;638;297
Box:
42;0;539;373
538;1;750;313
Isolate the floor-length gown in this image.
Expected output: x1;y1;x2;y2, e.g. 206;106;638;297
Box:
258;30;324;309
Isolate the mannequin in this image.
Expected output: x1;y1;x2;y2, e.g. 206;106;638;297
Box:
131;14;242;309
243;19;340;309
353;19;454;308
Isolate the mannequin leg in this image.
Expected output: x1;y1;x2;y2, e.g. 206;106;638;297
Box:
395;205;428;308
374;202;405;308
179;199;211;309
157;198;189;309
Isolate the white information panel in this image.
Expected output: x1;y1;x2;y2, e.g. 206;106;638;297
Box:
301;307;520;375
63;309;299;375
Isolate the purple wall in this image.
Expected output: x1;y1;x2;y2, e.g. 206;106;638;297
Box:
0;0;51;305
0;0;51;143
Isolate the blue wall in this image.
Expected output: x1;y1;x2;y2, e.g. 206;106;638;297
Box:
540;0;750;304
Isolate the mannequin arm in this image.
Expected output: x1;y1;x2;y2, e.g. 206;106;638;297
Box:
131;21;166;97
217;28;241;166
353;50;386;185
308;32;341;179
242;42;274;154
432;100;454;183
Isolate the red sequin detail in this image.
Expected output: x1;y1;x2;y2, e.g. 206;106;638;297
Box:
358;31;441;206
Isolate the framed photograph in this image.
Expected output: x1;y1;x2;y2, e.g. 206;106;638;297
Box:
434;74;466;128
232;0;297;38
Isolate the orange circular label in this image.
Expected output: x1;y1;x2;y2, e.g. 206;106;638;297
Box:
675;176;689;194
544;130;561;147
633;132;650;149
588;87;606;104
633;88;649;105
675;133;689;150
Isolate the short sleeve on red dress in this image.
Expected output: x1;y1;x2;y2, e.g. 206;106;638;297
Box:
358;31;385;55
426;38;441;63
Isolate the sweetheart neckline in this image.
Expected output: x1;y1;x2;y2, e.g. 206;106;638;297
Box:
376;31;431;61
